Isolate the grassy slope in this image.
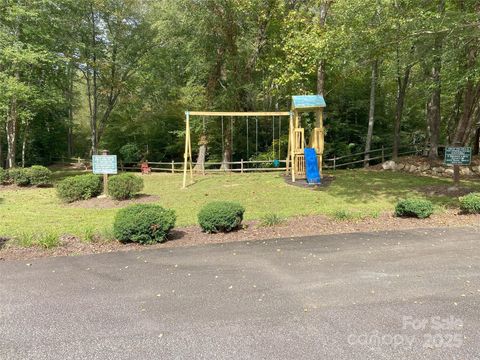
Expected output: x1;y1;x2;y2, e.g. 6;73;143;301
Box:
0;170;478;238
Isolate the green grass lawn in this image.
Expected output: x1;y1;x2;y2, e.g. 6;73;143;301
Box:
0;170;478;240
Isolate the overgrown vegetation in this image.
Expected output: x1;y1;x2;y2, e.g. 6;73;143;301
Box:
395;198;434;219
198;201;245;233
459;193;480;214
56;174;103;203
113;204;176;244
108;173;144;200
260;213;285;227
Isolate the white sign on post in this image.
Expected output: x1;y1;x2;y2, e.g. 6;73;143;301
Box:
92;155;118;175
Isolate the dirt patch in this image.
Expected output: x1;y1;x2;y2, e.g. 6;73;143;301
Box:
66;194;160;209
0;184;50;192
418;185;475;197
1;210;479;261
283;174;334;190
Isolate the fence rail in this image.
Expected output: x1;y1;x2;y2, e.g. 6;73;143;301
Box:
53;145;424;174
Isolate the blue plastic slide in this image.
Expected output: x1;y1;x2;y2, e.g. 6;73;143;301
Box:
304;148;321;184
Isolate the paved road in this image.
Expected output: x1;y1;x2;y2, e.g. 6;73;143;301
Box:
1;227;480;360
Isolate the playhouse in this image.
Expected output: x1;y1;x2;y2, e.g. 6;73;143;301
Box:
287;95;326;183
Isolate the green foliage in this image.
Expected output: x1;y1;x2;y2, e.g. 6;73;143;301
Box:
395;198;434;219
332;209;355;221
459;193;480;214
15;231;60;249
119;143;142;163
0;168;8;184
108;173;144;200
113;204;176;244
198;201;245;233
27;165;52;186
56;174;103;203
260;213;284;227
8;168;30;186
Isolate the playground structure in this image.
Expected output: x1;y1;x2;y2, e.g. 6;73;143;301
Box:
287;95;326;183
182;95;326;188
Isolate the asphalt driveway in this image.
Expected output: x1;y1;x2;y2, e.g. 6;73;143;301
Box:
1;227;479;359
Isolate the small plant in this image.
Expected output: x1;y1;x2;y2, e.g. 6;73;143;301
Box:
108;173;144;200
37;232;60;249
0;168;8;184
459;192;480;214
56;174;103;203
113;204;176;244
8;168;30;186
83;227;96;243
260;213;284;227
332;209;354;221
14;232;60;249
395;198;434;219
198;201;245;233
27;165;52;186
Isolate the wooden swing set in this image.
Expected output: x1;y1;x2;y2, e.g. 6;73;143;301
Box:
182;95;326;188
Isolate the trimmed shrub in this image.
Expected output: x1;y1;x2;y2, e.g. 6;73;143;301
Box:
56;174;103;203
459;192;480;214
108;173;144;200
27;165;52;186
113;204;176;244
8;168;30;186
198;201;245;233
0;168;8;184
395;198;434;219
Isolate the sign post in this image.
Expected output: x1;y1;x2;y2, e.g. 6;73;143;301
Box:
92;150;117;195
444;147;472;186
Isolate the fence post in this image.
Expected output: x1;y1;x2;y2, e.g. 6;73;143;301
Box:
333;157;336;170
381;146;385;163
171;160;174;174
241;159;244;174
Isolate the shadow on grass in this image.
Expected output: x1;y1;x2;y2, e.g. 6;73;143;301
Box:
326;171;458;206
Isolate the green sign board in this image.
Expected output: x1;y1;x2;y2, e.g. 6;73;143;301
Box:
92;155;117;174
444;147;472;166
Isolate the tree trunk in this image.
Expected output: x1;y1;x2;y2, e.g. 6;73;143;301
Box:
21;122;28;168
6;94;18;169
316;1;331;96
194;135;207;172
88;4;98;155
426;1;445;158
364;60;378;167
220;120;232;170
452;46;479;146
473;126;480;155
392;47;412;160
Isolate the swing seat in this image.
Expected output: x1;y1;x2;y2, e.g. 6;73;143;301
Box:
273;159;280;168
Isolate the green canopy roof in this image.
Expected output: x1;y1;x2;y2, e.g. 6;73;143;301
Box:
292;95;326;110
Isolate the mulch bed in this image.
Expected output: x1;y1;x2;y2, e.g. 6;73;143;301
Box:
1;210;478;261
283;174;334;190
66;194;160;209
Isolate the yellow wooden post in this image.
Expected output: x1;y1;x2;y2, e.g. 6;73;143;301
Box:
182;111;190;189
286;112;293;174
291;110;296;182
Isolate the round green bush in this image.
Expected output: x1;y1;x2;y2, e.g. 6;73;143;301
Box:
113;204;176;244
108;173;144;200
198;201;245;233
27;165;52;186
0;168;8;184
56;174;103;203
8;168;30;186
459;192;480;214
395;198;434;219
